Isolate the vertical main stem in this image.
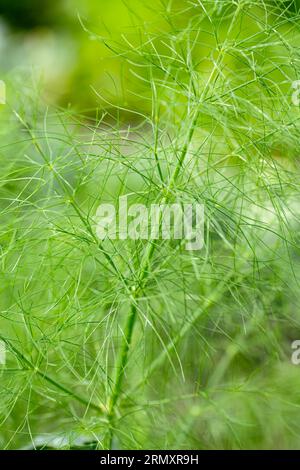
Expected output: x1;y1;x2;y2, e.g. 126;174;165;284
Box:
107;303;137;415
104;124;195;446
105;241;156;449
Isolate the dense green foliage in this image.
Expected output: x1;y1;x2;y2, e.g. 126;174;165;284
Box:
0;0;300;449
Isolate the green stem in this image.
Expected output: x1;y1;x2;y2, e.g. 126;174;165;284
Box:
107;303;137;416
105;114;200;449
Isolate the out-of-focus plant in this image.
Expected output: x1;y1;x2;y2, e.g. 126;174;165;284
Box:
0;0;300;450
